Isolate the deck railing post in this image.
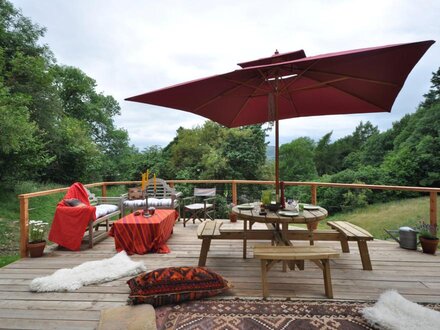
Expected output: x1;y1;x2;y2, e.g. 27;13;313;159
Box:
311;184;317;205
19;196;29;258
101;183;107;197
232;181;238;205
430;192;437;233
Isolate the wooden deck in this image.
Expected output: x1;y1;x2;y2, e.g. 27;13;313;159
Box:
1;219;439;329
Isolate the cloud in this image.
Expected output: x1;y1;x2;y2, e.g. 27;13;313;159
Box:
11;0;440;149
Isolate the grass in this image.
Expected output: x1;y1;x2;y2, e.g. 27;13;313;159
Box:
323;196;440;239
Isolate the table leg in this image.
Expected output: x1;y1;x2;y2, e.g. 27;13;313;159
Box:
198;238;211;266
243;219;248;259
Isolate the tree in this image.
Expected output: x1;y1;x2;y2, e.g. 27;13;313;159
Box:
52;65;121;145
0;82;52;182
315;132;337;175
44;117;101;184
420;67;440;109
383;103;440;187
279;137;317;181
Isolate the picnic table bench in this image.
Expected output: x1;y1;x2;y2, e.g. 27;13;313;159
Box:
254;245;340;298
197;220;373;270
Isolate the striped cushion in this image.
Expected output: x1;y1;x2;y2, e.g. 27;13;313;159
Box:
127;266;231;306
123;198;176;208
123;199;147;208
148;198;173;207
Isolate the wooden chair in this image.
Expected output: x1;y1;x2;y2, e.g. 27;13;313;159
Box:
182;188;216;227
49;183;122;250
121;178;182;215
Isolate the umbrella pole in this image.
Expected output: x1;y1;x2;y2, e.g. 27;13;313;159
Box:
275;88;280;203
275;118;280;202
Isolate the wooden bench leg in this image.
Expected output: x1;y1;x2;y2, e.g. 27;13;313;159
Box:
357;240;372;270
260;259;269;298
340;238;350;253
88;221;94;249
198;238;212;266
322;259;333;298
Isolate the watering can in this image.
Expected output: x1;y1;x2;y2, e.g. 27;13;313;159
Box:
384;226;418;250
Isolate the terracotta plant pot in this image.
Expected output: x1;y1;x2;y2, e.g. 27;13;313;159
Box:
27;241;46;258
229;212;237;223
420;237;439;255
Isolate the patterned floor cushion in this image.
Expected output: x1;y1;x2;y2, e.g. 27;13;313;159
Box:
127;266;231;306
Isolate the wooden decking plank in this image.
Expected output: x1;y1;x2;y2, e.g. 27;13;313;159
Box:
0;219;439;329
0;318;96;330
0;309;100;320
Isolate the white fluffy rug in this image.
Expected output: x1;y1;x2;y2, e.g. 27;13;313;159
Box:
29;251;146;292
362;290;440;330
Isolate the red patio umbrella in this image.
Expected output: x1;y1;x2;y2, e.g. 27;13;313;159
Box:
126;40;434;201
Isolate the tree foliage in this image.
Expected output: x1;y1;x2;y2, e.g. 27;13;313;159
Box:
0;1;134;185
280;137;317;181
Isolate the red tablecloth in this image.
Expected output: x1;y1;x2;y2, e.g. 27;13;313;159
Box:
108;209;178;255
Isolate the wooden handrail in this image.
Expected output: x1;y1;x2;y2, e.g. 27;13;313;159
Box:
18;180;439;257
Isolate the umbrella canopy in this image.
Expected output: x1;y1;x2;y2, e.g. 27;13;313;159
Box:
126;40;434;199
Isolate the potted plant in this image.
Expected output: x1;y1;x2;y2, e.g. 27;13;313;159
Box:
418;222;439;255
28;220;48;258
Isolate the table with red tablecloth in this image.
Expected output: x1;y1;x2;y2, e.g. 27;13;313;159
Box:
108;209;178;255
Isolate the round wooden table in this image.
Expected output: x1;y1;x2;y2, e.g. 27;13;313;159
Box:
232;203;328;259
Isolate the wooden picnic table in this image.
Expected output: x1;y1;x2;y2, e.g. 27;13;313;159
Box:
199;204;372;270
231;203;328;258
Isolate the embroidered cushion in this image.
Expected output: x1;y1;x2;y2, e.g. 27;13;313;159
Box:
95;204;119;218
127;266;231;306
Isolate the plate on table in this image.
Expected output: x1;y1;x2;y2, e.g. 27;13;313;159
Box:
237;204;255;210
303;205;320;210
278;210;299;217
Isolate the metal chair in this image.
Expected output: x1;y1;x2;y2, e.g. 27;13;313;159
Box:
182;188;216;227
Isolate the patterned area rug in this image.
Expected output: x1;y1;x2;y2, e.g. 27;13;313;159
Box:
155;298;376;329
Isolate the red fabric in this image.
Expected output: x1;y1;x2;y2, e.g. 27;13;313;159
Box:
48;182;96;251
109;209;177;255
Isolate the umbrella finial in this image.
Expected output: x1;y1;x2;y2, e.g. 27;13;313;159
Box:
274;49;279;55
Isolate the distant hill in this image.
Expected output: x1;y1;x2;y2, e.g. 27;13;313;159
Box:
266;145;275;160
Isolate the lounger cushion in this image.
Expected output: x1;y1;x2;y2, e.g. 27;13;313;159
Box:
127;266;231;306
95;204;119;218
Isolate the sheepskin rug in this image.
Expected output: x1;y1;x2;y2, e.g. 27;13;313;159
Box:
29;251;146;292
362;290;440;330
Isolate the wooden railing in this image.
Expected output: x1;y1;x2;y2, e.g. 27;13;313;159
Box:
18;180;440;258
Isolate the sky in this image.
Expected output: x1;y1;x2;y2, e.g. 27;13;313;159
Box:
11;0;440;150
